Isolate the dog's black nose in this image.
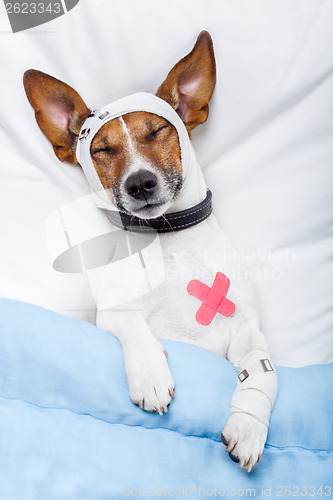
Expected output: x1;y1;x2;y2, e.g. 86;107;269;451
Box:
125;170;158;200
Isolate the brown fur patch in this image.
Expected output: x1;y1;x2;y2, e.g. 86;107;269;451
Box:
90;118;128;190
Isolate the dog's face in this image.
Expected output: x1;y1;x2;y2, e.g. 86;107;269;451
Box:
23;31;216;218
90;112;182;218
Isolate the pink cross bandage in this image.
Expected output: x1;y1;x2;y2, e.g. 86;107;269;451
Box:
187;272;236;326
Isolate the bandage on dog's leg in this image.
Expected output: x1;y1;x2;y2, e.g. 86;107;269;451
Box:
230;350;278;427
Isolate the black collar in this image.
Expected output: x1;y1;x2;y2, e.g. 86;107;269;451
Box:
105;190;212;233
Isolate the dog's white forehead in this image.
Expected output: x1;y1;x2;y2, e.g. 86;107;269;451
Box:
116;116;153;177
118;116;135;154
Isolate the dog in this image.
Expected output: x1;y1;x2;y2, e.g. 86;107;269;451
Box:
23;31;278;472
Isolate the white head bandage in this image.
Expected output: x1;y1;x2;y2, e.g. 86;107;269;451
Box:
76;92;191;211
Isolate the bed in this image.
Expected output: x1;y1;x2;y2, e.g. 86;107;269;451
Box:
0;0;332;497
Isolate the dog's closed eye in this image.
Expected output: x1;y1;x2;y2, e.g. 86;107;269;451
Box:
91;146;117;155
146;124;170;141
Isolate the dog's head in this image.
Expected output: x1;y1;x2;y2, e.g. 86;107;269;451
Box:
23;31;216;219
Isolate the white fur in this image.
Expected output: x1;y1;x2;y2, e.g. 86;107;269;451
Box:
94;122;277;473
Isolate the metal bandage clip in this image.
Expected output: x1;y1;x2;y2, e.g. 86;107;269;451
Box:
79;128;91;141
238;358;274;383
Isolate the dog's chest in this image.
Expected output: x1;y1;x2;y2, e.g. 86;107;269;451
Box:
137;219;245;355
93;217;255;356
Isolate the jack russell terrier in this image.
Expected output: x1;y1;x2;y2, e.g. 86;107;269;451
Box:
23;31;278;473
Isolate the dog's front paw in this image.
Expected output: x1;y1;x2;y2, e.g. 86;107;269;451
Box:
125;344;175;415
221;413;268;472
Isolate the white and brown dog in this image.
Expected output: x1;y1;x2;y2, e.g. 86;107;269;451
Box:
23;31;278;472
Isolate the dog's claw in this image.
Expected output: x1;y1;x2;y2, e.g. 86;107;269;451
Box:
229;452;239;463
169;388;175;399
221;432;228;447
221;433;236;454
257;454;261;463
226;438;237;454
139;400;144;410
162;405;168;413
246;458;255;473
157;407;163;416
227;441;236;453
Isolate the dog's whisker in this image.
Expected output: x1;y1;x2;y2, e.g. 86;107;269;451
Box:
161;213;174;233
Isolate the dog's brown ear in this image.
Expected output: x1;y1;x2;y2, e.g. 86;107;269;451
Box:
23;70;89;164
156;31;216;135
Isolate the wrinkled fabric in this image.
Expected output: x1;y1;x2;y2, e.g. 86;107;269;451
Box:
0;299;331;498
